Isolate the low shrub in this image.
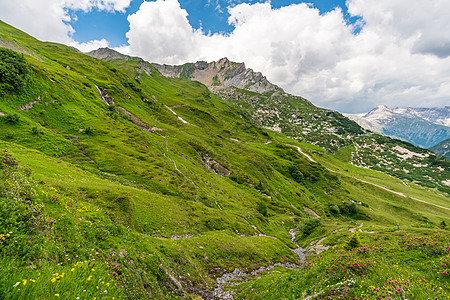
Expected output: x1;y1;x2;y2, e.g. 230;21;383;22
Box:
298;218;321;237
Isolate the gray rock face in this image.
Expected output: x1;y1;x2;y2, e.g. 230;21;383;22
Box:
152;57;279;94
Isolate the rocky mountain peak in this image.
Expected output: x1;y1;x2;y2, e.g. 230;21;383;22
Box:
152;57;279;94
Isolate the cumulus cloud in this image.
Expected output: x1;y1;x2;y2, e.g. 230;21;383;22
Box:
121;0;450;113
2;0;450;112
0;0;130;50
124;0;203;64
70;38;110;52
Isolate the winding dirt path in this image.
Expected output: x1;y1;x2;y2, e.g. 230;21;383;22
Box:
165;105;197;126
287;144;316;163
352;177;450;211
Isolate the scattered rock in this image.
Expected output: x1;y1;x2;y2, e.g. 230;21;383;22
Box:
201;154;231;177
17;96;40;111
213;268;248;300
159;264;185;297
170;234;194;240
306;237;330;255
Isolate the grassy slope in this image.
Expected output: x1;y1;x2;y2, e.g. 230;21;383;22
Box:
0;20;449;299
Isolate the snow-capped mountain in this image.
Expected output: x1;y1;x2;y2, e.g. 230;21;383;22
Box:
344;106;450;149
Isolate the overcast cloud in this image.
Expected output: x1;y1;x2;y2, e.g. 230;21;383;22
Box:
1;0;450;112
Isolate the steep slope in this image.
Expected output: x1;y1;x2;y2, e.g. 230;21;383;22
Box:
145;57;450;194
1;22;450;300
344;105;450;148
430;138;450;160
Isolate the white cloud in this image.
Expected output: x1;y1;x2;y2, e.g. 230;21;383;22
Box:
0;0;130;48
65;0;132;12
124;0;203;64
122;0;450;113
70;38;110;52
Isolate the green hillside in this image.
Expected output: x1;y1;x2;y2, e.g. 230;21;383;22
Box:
0;20;449;299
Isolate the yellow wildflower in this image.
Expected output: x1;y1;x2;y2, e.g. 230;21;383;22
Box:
22;279;27;286
51;278;56;283
55;294;59;297
71;268;75;272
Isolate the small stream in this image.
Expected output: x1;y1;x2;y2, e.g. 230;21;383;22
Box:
289;228;307;263
213;229;306;299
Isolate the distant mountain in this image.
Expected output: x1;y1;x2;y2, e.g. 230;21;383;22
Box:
344;105;450;148
430;138;450;159
152;57;279;94
85;47;142;61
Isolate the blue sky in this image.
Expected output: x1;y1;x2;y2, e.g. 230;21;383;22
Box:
69;0;359;48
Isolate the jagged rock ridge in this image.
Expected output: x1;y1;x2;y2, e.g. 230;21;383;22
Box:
152;57;279;94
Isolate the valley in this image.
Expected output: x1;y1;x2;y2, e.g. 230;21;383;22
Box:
0;20;449;300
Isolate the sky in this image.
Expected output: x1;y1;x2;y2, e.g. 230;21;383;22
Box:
0;0;449;113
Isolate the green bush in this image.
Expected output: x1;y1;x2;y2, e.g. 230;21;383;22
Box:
339;202;357;216
5;113;20;123
0;48;29;93
289;164;305;184
5;130;15;139
328;203;340;215
298;218;321;237
84;127;94;135
30;126;43;135
345;231;362;249
120;113;132;122
256;202;268;217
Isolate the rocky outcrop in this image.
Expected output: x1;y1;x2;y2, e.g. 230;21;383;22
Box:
201;154;231;177
17;96;40;111
95;85;114;106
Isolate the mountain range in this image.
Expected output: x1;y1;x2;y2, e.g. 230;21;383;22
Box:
1;20;450;300
344;105;450;149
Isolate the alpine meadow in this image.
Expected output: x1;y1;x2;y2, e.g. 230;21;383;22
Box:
0;20;450;300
